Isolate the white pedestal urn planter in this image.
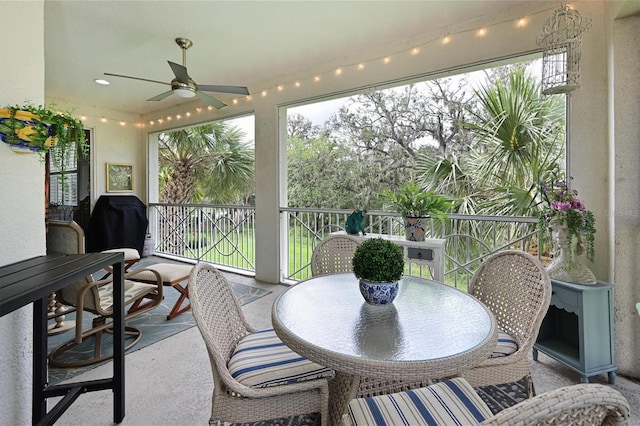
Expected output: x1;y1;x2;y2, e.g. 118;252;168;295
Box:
546;224;597;285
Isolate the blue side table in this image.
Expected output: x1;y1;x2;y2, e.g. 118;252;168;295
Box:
533;279;616;384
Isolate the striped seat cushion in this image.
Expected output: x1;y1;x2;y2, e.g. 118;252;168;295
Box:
347;377;492;426
228;328;334;388
489;330;518;358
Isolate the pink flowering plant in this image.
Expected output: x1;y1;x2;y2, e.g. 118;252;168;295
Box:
538;175;596;262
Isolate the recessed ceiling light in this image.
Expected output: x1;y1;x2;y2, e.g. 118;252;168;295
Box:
94;79;110;85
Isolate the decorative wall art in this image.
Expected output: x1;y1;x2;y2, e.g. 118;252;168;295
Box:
106;163;133;192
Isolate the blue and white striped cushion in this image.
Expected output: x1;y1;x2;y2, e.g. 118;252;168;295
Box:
489;331;518;358
347;377;492;426
228;328;334;388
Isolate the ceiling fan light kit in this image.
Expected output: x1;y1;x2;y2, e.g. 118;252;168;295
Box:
104;37;249;109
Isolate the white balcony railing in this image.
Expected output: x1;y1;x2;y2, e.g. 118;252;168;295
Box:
149;204;540;289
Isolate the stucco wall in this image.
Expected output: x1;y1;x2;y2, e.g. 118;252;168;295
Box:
50;103;146;205
0;2;45;424
612;13;640;377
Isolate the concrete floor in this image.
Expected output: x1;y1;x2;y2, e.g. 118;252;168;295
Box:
52;270;640;426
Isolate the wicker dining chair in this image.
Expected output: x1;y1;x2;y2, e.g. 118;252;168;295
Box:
460;249;552;398
345;377;630;425
189;262;334;425
311;234;361;276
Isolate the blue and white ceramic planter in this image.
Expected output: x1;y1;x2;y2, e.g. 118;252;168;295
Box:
359;279;399;305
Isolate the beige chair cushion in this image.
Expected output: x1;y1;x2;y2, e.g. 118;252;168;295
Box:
128;263;193;284
101;248;140;261
97;280;157;311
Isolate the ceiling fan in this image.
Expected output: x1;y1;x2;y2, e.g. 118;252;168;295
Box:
104;37;249;109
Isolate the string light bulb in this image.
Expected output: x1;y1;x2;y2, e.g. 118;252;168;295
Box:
141;9;552;128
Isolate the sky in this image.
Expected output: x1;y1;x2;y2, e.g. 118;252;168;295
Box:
226;96;348;147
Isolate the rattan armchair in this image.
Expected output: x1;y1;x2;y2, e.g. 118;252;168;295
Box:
311;234;361;276
345;378;630;425
189;262;333;425
460;250;552;397
482;383;630;425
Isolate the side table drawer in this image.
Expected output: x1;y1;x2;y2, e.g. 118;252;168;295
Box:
550;286;579;313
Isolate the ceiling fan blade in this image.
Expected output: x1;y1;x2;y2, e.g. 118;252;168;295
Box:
104;72;169;86
195;91;226;109
147;90;174;102
197;84;250;95
168;61;189;84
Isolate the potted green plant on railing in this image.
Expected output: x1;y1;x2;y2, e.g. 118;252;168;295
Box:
383;182;452;241
0;103;87;164
352;237;404;305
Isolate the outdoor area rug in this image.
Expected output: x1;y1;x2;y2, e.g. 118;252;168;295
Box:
47;274;271;385
223;379;527;425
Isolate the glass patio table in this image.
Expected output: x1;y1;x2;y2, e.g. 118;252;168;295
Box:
272;273;498;425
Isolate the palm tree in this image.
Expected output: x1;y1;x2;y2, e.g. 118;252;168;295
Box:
159;122;254;204
418;67;565;218
464;67;566;216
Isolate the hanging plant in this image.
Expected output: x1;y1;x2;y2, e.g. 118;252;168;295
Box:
0;103;87;166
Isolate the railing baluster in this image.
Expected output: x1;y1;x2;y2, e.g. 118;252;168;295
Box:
148;204;538;287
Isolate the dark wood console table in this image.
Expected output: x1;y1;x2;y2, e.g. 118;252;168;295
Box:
0;253;125;425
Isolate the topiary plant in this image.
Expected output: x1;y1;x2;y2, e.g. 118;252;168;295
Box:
352;238;404;283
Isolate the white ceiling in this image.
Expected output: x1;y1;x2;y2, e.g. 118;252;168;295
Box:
42;1;590;116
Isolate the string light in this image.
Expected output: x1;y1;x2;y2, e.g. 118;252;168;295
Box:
141;7;555;128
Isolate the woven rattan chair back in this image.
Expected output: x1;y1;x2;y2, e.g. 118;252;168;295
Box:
189;262;330;425
311;234;361;276
461;249;552;397
483;383;630;425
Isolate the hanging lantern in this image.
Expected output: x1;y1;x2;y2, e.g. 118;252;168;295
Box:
536;3;592;95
